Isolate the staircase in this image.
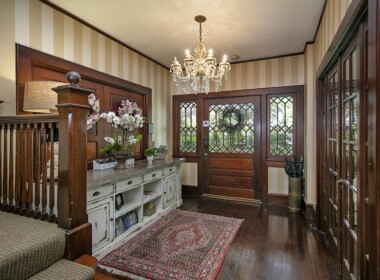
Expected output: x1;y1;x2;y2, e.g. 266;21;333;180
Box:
0;211;95;280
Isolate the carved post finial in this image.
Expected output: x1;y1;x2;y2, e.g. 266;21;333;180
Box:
66;71;81;85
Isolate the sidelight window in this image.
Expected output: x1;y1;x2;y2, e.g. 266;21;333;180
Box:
179;102;197;153
268;95;294;156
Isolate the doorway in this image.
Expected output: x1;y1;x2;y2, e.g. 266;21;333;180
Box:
317;18;369;279
203;95;261;200
172;86;304;202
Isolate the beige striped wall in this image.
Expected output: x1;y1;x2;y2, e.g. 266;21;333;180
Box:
303;0;352;205
175;55;305;191
0;0;354;203
0;0;172;154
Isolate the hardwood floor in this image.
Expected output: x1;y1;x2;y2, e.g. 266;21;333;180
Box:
96;195;339;280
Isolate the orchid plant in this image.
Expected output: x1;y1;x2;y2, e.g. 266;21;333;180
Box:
98;100;146;154
87;93;100;130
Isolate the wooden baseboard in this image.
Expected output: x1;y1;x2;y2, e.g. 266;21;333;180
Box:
201;193;262;204
182;185;200;195
305;203;317;223
267;193;288;206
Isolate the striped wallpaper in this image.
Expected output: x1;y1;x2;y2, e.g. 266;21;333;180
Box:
1;0;173;154
303;0;352;205
0;0;354;203
173;55;304;95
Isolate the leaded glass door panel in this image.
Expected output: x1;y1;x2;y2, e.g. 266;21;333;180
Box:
322;30;362;279
203;96;261;200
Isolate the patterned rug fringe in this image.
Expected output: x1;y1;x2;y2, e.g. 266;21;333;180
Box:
98;264;148;280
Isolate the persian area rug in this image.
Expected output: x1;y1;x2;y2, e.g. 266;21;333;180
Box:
98;209;243;280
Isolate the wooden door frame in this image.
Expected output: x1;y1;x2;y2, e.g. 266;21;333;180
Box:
316;0;380;278
172;85;304;202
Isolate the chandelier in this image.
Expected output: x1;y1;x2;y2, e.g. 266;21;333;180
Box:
170;15;231;94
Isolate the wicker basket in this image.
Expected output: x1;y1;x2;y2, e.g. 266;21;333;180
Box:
143;201;156;216
154;152;167;160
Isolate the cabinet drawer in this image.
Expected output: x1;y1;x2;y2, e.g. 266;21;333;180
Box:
164;165;177;175
88;184;113;202
144;170;163;182
116;176;142;193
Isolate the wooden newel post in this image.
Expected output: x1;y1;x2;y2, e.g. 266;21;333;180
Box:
53;71;93;260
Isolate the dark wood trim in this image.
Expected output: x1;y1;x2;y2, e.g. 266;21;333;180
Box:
16;44;152;165
16;44;151;110
316;0;367;79
173;85;304;202
0;114;59;124
368;0;379;278
229;51;304;65
38;0;169;70
182;185;200;195
303;0;329;52
267;193;288;206
305;204;317;224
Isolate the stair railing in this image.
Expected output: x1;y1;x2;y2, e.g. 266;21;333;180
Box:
0;72;93;260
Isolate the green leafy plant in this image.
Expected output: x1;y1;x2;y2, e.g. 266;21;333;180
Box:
100;135;142;154
154;145;168;154
144;148;156;157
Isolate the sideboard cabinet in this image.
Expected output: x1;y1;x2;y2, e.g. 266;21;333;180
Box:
86;158;185;257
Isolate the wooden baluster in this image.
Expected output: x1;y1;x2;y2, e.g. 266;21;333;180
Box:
26;123;34;216
14;124;21;213
34;124;41;218
48;123;56;222
3;124;8;211
8;124;14;212
21;124;27;215
41;123;48;220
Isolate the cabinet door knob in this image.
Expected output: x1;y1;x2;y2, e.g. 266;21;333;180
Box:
169;168;172;171
110;218;114;221
93;191;100;196
128;181;133;185
152;174;156;177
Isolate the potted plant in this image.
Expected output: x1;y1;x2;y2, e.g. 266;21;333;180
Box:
284;154;304;213
144;148;156;163
154;145;168;160
98;100;146;169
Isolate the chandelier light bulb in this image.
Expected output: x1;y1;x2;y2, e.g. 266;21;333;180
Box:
170;15;231;94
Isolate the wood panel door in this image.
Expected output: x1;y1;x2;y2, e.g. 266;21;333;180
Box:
325;66;341;265
321;27;365;279
203;96;261;200
340;30;361;280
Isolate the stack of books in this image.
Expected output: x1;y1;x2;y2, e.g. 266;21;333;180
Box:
115;210;139;237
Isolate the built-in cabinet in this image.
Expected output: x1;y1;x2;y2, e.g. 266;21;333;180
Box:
86;159;184;256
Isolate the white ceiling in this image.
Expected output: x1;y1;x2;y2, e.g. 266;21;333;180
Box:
47;0;325;67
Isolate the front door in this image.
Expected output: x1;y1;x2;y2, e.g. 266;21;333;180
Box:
203;96;261;200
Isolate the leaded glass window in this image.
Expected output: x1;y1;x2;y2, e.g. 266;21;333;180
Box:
269;96;294;155
209;103;254;153
179;102;197;152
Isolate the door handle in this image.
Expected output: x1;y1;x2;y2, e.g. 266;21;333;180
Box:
336;179;343;185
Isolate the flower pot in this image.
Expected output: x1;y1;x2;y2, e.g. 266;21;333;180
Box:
109;151;134;169
147;156;154;163
288;177;302;213
154;152;167;160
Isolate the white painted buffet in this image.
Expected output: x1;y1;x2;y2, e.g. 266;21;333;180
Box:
86;158;185;257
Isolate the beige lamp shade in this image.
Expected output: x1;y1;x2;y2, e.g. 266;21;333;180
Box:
23;81;67;113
